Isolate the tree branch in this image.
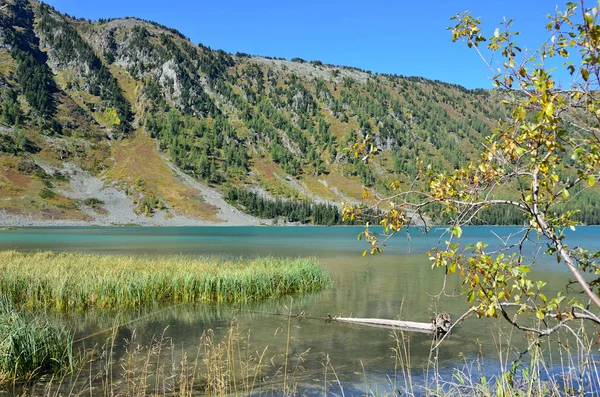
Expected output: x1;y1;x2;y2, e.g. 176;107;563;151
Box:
531;170;600;309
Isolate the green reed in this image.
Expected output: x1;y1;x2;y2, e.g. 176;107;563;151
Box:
0;251;331;311
0;297;74;383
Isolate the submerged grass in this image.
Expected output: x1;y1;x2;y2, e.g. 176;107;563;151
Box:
0;251;331;311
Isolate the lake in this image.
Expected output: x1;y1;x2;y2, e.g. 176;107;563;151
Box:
0;225;597;395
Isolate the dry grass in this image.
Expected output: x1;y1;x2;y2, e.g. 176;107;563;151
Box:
324;168;374;204
18;319;316;396
251;157;306;200
322;109;359;140
0;157;33;192
0;50;16;78
107;64;139;105
301;175;341;202
0;157;90;221
102;132;220;222
8;316;599;396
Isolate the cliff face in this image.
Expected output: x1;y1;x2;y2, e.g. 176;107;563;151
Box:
0;0;512;225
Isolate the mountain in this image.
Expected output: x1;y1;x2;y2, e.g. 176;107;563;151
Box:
2;0;598;226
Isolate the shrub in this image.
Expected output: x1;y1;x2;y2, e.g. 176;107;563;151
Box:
39;187;56;199
83;197;104;207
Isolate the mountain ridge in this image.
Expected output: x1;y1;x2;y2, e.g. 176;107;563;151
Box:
2;0;597;226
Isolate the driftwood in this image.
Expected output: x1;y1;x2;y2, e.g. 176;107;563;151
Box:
333;312;453;338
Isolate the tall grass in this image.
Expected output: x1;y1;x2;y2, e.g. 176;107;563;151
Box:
0;298;74;384
386;326;600;397
0;251;331;311
20;322;290;396
5;315;600;396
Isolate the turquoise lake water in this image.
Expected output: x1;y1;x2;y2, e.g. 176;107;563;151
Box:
1;225;599;395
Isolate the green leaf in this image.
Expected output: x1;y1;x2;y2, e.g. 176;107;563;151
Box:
588;175;596;187
562;188;570;199
536;310;544;320
452;225;463;238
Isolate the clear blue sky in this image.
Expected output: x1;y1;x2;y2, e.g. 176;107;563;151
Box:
43;0;571;89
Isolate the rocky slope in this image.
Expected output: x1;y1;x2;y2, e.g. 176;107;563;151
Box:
2;0;579;226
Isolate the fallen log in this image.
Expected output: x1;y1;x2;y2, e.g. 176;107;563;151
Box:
333;312;452;338
334;317;434;333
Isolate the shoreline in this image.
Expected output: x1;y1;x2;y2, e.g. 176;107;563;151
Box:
0;211;266;227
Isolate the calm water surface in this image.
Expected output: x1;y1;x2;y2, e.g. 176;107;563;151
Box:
1;226;598;395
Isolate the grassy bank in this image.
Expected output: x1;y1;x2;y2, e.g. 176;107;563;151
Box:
0;251;331;311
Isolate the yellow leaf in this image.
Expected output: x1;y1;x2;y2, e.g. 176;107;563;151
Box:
103;107;121;126
582;68;590;82
588;175;596;187
545;102;554;117
448;262;457;274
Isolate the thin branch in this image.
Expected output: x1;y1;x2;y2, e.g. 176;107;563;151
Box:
531;170;600;309
430;308;475;351
572;305;600;324
500;304;570;336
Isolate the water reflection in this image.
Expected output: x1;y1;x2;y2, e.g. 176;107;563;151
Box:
2;226;600;394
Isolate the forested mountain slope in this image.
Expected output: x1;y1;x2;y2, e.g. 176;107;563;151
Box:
1;0;599;225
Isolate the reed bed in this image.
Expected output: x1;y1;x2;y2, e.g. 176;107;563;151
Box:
0;251;331;311
0;297;74;383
